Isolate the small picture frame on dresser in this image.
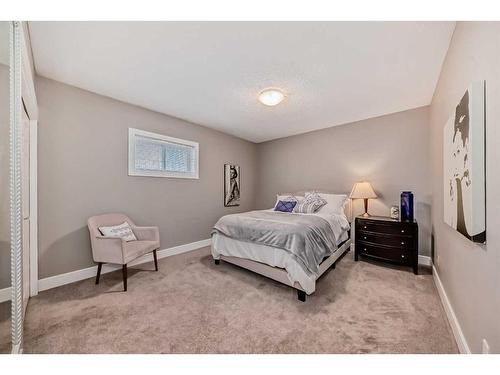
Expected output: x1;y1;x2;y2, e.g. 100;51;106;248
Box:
354;215;419;275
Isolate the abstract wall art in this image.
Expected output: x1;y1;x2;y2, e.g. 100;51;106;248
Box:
443;81;486;243
224;164;240;207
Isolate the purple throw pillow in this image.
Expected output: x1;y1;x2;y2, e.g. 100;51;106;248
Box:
274;200;297;213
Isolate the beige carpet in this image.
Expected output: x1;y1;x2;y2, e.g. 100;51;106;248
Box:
22;247;457;353
0;300;10;353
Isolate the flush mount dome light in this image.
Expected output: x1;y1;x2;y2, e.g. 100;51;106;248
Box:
258;88;285;106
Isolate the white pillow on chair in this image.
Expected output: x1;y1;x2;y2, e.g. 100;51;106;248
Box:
99;222;137;242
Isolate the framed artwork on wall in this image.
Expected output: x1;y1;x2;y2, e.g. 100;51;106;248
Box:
224;164;240;207
443;80;486;243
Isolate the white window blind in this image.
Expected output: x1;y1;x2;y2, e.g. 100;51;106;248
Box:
129;128;199;179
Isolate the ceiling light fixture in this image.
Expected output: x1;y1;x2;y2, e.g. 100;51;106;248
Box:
258;88;285;106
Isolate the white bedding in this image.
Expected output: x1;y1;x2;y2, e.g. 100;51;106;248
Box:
211;211;350;294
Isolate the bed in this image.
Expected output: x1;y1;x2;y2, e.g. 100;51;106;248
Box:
211;192;352;302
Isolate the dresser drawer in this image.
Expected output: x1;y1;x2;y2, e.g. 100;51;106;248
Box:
357;242;412;265
356;231;414;249
357;219;413;236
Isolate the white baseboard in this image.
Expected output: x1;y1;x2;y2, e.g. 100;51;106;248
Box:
418;255;432;266
38;238;211;293
0;286;11;304
432;264;471;354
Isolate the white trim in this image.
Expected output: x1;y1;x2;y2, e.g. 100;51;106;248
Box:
0;286;11;303
10;20;24;354
38;238;211;292
418;255;432;266
128;127;199;179
11;343;22;354
432;264;471;354
29;120;38;296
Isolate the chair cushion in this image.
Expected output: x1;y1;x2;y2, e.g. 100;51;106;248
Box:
123;240;159;263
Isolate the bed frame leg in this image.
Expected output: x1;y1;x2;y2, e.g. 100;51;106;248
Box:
297;290;306;302
214;259;220;265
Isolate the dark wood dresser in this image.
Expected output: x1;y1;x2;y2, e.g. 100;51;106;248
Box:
355;216;419;274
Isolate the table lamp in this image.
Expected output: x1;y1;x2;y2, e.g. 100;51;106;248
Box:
349;181;377;217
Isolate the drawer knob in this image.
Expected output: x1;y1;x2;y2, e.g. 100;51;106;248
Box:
401;229;405;233
401;254;405;258
364;248;367;251
364;226;367;229
401;241;405;245
364;236;367;240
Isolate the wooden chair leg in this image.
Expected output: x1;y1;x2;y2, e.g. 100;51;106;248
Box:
153;249;159;271
95;262;103;285
122;264;128;291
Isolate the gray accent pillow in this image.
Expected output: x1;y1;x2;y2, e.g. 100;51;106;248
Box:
295;192;327;214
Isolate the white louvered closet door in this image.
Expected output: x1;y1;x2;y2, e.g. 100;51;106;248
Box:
21;107;30;315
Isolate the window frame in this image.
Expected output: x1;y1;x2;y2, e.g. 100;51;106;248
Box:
128;128;199;179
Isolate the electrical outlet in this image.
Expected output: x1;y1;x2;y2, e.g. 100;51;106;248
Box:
436;255;440;266
482;339;490;354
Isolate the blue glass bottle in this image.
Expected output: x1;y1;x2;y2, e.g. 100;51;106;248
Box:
400;191;414;221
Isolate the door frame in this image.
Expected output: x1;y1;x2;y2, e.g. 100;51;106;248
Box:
20;21;39;297
29;119;38;296
10;20;23;355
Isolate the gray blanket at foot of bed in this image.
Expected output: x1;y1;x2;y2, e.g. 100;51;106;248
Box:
212;210;338;276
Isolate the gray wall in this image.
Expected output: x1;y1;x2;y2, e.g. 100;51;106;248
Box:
256;106;432;256
29;22;500;354
429;22;500;353
37;76;258;279
0;64;10;289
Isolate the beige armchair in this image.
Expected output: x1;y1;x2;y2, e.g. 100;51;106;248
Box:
87;213;160;291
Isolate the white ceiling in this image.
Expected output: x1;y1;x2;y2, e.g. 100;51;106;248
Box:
28;22;455;143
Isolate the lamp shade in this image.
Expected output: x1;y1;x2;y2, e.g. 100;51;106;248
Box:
349;182;377;199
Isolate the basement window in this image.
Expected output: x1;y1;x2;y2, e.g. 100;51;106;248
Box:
128;128;199;179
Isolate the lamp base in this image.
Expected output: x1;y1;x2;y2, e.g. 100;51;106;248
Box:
362;198;371;217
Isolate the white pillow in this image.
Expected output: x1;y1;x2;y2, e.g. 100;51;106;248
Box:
295;192;328;214
99;222;137;242
306;192;348;215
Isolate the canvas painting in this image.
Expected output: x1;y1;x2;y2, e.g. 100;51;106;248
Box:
224;164;240;207
443;81;486;243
